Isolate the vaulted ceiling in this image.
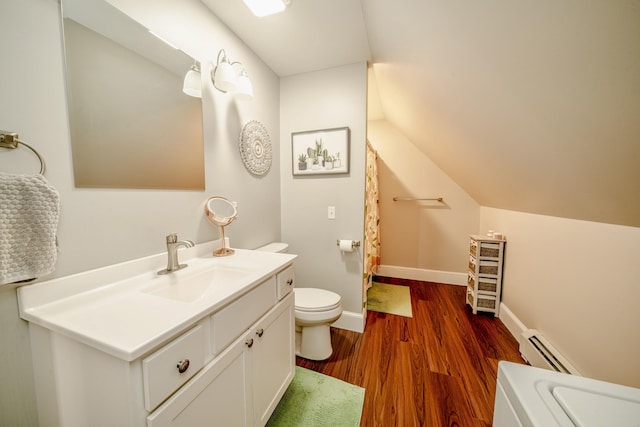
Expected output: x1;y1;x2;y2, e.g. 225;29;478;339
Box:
202;0;640;228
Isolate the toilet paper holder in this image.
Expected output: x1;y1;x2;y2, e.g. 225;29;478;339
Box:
336;240;360;249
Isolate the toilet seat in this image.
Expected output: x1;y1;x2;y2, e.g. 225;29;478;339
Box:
295;288;341;312
294;288;343;360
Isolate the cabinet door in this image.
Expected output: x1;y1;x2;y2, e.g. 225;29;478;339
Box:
252;292;295;426
147;331;252;427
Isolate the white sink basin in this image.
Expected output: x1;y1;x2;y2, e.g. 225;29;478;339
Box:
144;265;257;302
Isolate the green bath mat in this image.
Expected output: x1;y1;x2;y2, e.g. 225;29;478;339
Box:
266;367;364;427
367;282;413;317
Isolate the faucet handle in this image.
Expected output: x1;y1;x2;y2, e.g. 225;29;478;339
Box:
166;233;178;244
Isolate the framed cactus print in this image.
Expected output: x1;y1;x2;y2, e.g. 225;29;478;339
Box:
292;127;350;175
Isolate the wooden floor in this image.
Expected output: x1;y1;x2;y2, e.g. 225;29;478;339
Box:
295;277;526;427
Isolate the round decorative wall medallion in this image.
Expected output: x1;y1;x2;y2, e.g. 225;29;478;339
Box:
238;120;272;176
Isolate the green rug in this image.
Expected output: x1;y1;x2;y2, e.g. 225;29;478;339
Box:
367;282;413;317
266;367;365;427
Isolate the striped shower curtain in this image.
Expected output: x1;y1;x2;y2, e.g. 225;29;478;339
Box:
363;141;380;300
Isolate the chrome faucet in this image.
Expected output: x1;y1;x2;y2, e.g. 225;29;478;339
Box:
158;233;195;275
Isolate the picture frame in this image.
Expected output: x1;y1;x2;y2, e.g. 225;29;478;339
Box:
292;127;350;175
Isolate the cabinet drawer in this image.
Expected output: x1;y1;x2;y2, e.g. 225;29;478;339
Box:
147;330;252;427
276;265;295;300
478;242;501;258
470;237;502;258
467;288;497;310
143;325;205;412
479;260;499;276
468;273;498;293
478;276;498;292
211;277;276;355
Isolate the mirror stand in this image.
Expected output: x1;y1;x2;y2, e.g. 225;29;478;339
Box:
205;196;238;257
214;225;234;257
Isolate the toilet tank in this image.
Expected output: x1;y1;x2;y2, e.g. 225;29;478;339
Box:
256;242;288;253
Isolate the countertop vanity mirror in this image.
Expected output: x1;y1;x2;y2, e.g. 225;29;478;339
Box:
205;196;238;257
61;0;205;189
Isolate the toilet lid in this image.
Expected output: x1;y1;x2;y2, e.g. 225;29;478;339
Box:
295;288;341;312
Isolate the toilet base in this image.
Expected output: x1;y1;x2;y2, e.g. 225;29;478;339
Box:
295;324;333;361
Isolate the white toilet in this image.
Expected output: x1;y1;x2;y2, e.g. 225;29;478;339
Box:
257;243;343;360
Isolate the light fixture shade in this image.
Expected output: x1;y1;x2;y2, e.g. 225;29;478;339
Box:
242;0;290;17
211;49;253;101
182;66;202;98
213;60;237;92
235;72;254;101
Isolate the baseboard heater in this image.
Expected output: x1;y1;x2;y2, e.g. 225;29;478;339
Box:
519;329;580;376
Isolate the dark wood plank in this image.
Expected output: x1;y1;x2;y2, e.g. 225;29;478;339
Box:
295;278;526;426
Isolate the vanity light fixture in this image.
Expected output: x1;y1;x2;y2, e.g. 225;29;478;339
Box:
182;62;202;98
242;0;291;17
211;49;254;100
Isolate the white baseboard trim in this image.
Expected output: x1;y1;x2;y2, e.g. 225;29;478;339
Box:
334;300;526;346
332;310;365;333
498;302;528;344
377;265;467;286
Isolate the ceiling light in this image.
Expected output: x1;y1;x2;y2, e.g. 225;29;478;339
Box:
242;0;291;17
182;62;202;98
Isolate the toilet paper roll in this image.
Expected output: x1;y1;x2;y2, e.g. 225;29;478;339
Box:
339;240;354;252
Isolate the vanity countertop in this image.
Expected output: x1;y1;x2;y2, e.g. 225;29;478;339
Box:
17;241;296;361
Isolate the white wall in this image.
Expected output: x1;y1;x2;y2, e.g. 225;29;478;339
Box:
367;2;640;229
280;63;367;331
0;0;281;425
368;119;479;284
481;207;640;388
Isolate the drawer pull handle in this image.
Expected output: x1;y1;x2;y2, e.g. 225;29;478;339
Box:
246;338;254;348
256;328;264;337
176;359;190;374
286;279;293;286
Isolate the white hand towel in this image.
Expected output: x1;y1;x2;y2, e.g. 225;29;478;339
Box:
0;172;60;285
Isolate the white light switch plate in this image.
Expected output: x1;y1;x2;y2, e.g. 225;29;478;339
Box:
328;206;336;219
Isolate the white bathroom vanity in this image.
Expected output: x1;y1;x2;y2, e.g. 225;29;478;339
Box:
18;241;296;427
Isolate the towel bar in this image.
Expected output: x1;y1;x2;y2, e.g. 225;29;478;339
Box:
393;197;443;202
0;130;46;175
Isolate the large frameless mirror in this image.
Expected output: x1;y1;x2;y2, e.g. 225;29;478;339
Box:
205;196;238;257
61;0;205;189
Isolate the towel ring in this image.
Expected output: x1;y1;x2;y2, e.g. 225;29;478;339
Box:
0;130;46;175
